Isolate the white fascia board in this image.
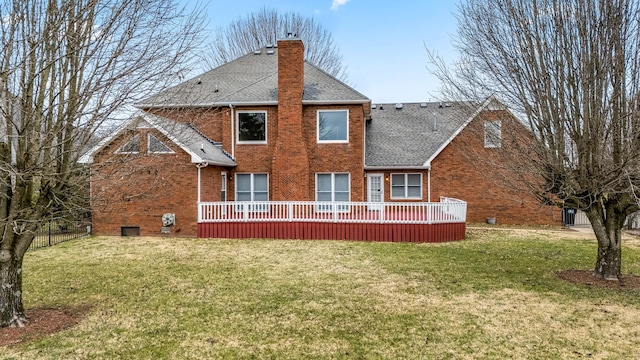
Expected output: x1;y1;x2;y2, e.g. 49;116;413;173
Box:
302;99;370;105
143;115;204;163
421;96;497;167
77;117;144;164
364;165;430;170
135;101;279;109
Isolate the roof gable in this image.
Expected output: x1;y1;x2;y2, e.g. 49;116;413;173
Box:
136;47;369;108
79;112;236;167
365;101;484;168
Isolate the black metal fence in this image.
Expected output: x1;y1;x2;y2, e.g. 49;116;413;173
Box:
30;218;92;250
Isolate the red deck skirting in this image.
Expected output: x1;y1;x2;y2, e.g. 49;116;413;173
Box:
197;222;466;242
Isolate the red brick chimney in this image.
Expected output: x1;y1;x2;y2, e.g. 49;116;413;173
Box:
271;37;310;201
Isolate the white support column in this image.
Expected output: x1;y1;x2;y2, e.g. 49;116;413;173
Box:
196;162;209;203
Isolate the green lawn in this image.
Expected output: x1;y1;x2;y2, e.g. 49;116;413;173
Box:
5;229;640;359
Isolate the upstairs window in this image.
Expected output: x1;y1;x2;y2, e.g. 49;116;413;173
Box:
116;134;140;154
391;173;422;199
148;134;174;154
484;120;502;148
317;110;348;143
237;111;267;143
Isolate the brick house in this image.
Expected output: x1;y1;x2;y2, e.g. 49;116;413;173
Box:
82;37;559;239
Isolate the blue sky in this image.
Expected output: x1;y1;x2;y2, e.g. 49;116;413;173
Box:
200;0;460;103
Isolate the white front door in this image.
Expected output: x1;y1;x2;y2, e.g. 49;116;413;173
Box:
367;174;384;210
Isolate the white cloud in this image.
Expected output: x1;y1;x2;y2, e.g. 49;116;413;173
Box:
330;0;350;11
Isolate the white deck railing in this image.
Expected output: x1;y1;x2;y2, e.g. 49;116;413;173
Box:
198;199;466;224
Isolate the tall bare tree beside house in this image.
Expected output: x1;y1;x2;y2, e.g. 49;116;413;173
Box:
0;0;205;327
203;7;348;82
429;0;640;280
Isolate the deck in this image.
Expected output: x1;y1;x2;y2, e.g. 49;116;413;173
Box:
198;198;466;242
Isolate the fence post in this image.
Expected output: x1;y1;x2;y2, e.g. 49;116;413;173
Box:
48;221;52;247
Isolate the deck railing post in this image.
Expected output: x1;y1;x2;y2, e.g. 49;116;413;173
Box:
288;202;293;222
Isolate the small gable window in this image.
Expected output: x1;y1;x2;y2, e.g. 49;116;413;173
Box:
148;133;174;154
484;120;502;148
317;110;348;143
116;134;140;154
237;111;267;143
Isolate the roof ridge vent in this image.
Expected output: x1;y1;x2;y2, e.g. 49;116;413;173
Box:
371;104;377;109
420;103;428;108
254;50;262;55
267;49;275;55
395;103;403;109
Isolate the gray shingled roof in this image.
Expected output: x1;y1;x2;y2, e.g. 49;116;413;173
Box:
144;113;236;166
136;47;369;107
365;102;480;167
79;112;236;167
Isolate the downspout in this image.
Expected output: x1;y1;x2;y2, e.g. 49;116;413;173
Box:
197;166;201;203
428;168;431;202
229;104;235;158
196;162;209;203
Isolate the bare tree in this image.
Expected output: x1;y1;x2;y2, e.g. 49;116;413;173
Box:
0;0;205;327
429;0;640;280
203;7;348;81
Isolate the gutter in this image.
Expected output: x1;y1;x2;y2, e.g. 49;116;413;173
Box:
364;165;431;170
135;99;370;109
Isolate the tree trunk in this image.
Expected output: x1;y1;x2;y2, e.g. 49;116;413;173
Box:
0;251;26;327
591;212;623;281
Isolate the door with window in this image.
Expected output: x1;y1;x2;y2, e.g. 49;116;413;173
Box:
367;174;384;210
220;172;227;215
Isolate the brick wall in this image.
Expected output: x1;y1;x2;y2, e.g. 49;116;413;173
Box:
92;38;370;236
429;110;560;225
91;127;225;237
271;38;309;201
304;105;365;201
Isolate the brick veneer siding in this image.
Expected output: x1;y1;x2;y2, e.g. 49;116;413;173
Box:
429;110;560;225
99;38;369;234
143;106;366;203
272;38;310;201
304;105;366;201
90;128;225;237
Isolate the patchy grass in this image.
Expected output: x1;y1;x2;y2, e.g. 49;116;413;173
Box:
3;228;640;359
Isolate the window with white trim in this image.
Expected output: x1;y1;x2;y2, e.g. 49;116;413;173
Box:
116;134;140;154
235;173;269;212
484;120;502;148
316;173;350;211
235;173;268;201
147;133;174;154
390;173;422;199
317;110;348;143
237;111;267;143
